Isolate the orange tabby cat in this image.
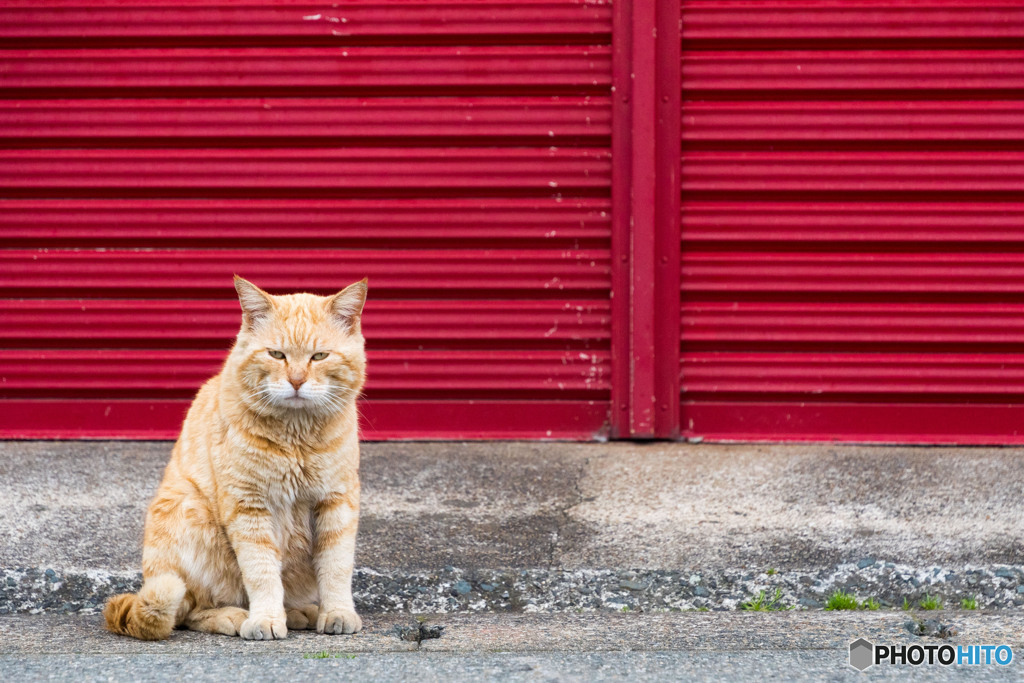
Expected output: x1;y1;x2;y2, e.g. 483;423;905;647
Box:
104;276;368;641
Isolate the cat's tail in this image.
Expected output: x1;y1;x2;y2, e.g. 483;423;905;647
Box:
103;573;186;640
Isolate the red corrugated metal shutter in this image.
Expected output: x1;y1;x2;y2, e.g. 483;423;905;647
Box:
680;2;1024;443
0;1;614;439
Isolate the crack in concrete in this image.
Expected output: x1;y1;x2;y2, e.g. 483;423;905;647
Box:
547;457;590;568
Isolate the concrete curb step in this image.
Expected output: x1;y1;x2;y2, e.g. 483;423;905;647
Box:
5;563;1023;616
6;442;1024;578
4;441;1023;628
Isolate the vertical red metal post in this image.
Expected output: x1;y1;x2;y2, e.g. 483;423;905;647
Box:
629;0;658;438
611;0;680;439
655;0;682;438
609;0;634;438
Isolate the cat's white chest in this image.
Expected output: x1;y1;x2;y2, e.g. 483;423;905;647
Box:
268;450;345;505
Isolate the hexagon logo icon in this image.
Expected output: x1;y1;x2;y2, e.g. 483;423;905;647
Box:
849;638;874;671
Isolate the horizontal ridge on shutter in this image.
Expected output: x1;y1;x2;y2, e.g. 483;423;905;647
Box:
681;50;1024;97
0;147;611;197
682;101;1024;150
681;202;1024;245
0;1;611;47
682;302;1024;353
0;97;612;147
681;2;1024;49
681;151;1024;199
682;353;1024;399
681;252;1024;297
0;249;611;298
0;399;611;441
2;349;611;399
0;299;611;348
1;198;611;249
0;46;612;97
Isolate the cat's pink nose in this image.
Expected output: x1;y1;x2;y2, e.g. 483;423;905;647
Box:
289;379;304;391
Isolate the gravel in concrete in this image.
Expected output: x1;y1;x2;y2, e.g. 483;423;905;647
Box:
6;564;1024;616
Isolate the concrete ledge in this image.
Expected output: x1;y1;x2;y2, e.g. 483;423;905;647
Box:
2;441;1022;615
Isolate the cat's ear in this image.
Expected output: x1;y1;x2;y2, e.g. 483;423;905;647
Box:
329;278;368;335
234;275;274;331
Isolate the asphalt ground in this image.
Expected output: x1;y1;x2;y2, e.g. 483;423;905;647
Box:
2;612;1023;682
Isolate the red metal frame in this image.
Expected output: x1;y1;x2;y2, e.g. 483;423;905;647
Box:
609;0;631;437
655;0;682;439
611;0;681;439
628;0;657;438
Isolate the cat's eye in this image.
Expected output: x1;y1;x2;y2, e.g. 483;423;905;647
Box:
267;350;285;360
311;352;329;361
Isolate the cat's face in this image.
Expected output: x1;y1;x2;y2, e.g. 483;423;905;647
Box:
230;277;367;416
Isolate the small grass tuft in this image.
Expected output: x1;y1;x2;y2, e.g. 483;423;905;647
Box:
304;651;356;660
765;568;777;576
824;590;860;611
902;597;912;611
740;587;790;612
861;598;880;611
960;596;978;610
919;594;943;610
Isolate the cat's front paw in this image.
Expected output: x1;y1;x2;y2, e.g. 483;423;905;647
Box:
240;613;288;640
317;607;362;635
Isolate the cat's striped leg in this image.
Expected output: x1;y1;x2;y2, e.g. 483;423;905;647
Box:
282;502;320;630
225;502;288;640
312;487;362;635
